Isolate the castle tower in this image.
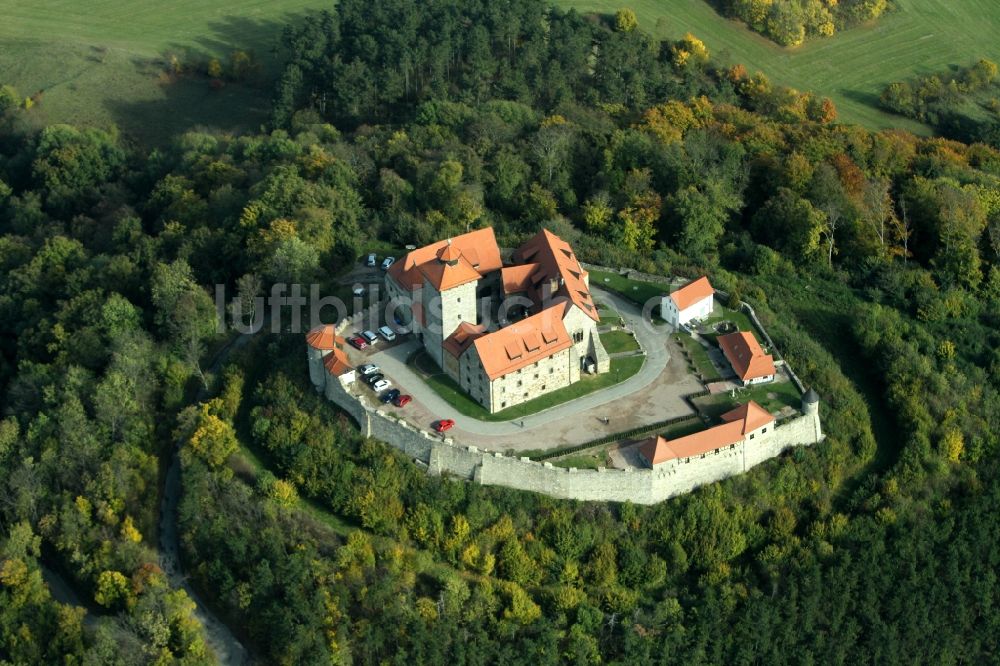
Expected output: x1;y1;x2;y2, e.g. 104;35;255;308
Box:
422;241;480;368
306;325;339;391
802;387;823;442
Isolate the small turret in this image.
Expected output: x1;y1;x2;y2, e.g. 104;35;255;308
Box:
802;387;819;415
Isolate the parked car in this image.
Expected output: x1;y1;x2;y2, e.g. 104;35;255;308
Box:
362;330;379;344
380;388;401;404
352;284;365;296
372;379;391;392
378;325;396;342
380;256;395;270
434;419;456;433
348;336;368;350
358;364;380;376
366;253;377;267
393;394;412;407
365;373;384;386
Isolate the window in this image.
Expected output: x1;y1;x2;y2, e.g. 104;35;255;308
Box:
573;330;584;343
501;402;506;408
457;314;461;320
457;297;461;303
549;367;554;374
541;385;546;390
534;361;539;367
749;434;755;440
517;380;523;387
534;374;538;379
762;427;767;433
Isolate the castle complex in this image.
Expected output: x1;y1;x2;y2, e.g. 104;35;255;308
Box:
384;228;609;413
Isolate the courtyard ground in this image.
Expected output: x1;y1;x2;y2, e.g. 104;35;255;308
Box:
342;288;703;453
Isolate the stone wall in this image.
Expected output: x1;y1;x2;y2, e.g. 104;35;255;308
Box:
316;358;824;504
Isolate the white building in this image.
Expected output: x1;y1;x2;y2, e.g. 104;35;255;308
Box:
661;276;714;329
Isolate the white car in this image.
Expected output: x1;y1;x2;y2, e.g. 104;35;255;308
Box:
378;326;396;341
372;379;391;392
366;253;377;267
362;330;379;344
352;284;365;296
358;364;380;376
380;256;395;270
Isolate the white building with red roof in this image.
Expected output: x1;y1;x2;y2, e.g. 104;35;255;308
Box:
717;330;775;385
385;227;608;413
661;276;714;329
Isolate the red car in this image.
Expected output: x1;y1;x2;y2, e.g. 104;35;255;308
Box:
393;394;412;407
348;335;368;350
434;419;455;432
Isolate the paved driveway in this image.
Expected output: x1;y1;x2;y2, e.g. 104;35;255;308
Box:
348;288;702;452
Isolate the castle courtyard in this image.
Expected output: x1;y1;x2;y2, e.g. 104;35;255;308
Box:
342;287;703;453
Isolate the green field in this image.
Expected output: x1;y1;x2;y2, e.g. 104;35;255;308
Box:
600;330;641;354
555;0;1000;131
0;0;325;143
2;0;999;140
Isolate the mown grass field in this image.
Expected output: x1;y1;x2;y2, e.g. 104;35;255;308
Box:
0;0;325;143
1;0;999;141
557;0;1000;131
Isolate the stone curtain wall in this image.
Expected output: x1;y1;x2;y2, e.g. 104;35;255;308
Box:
316;297;824;504
317;359;823;504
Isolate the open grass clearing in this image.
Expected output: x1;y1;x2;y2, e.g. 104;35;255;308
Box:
599;330;640;354
589;270;667;308
556;0;1000;131
4;0;998;140
692;379;803;420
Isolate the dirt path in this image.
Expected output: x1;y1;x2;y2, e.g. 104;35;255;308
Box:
158;326;263;665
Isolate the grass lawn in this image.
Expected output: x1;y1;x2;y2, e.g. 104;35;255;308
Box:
552;451;607;470
702;305;756;336
600;330;640;354
692;379;803;420
675;333;723;382
555;0;1000;132
589;270;667;307
412;352;645;422
0;0;326;143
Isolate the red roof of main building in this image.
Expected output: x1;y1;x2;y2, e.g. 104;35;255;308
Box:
471;307;572;380
443;322;488;358
669;276;714;311
639;400;774;465
513;229;599;322
387;228;503;292
717;331;776;382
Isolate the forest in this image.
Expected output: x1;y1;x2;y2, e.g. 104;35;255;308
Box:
1;0;999;663
708;0;890;46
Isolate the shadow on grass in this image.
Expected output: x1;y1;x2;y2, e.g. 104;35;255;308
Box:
104;11;320;145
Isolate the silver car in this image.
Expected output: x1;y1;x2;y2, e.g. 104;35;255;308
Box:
372;379;391;392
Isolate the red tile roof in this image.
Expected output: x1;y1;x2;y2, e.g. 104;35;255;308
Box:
717;331;775;382
472;307;572;380
501;264;540;294
322;348;352;376
387;228;502;291
720;401;774;435
670;276;714;311
417;252;482;291
639;400;774;465
443;322;488;358
306;325;346;350
513;229;599;322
